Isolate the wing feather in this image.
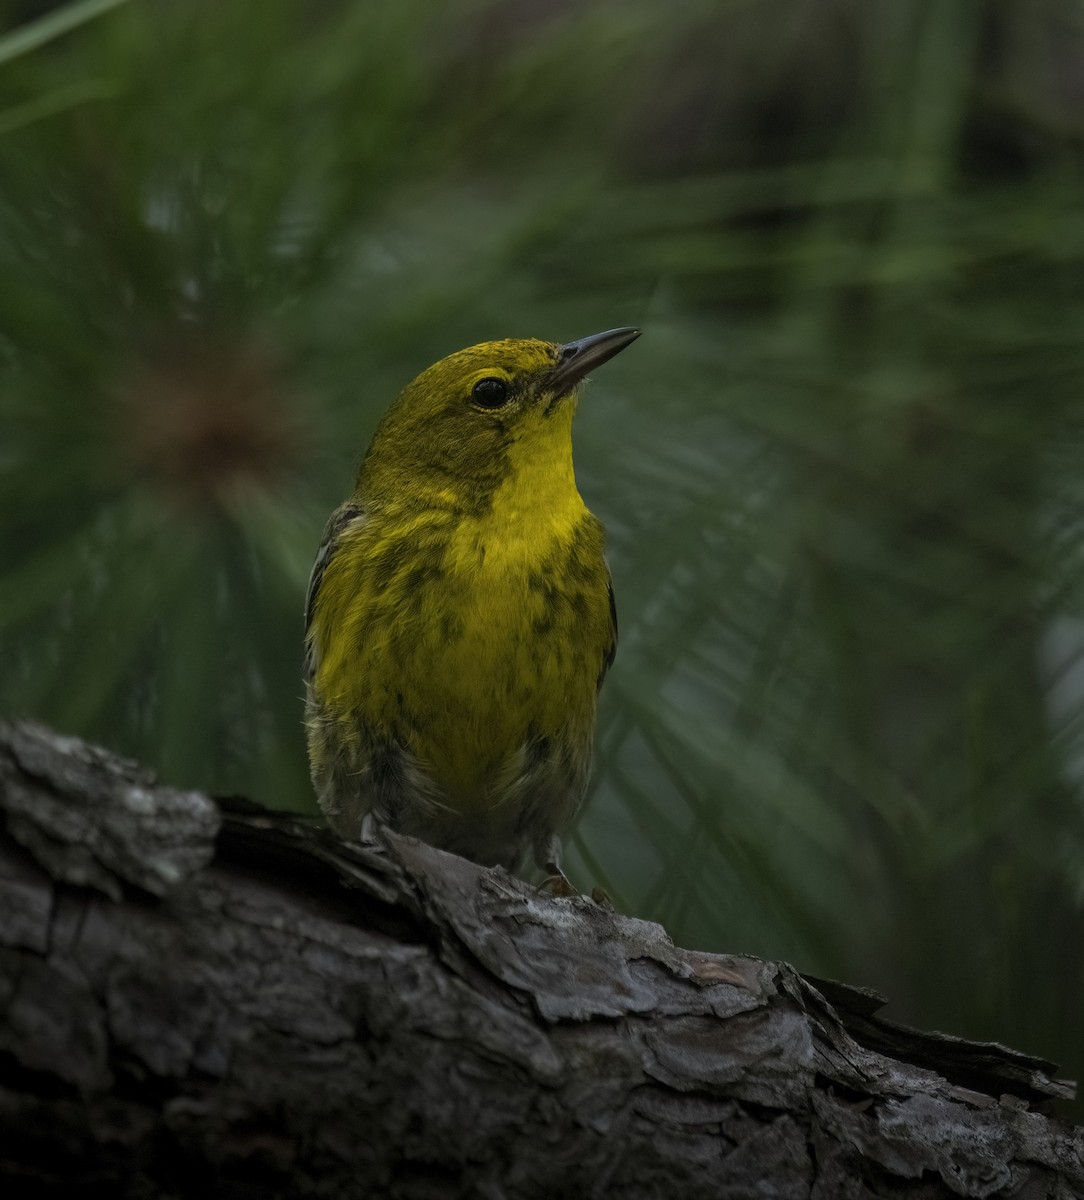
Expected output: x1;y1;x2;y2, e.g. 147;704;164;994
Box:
597;568;618;692
303;501;367;682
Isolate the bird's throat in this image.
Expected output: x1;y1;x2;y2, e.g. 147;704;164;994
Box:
457;407;584;569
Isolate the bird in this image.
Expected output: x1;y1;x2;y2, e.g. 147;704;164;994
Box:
303;327;640;881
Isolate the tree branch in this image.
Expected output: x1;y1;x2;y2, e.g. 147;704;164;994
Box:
0;719;1079;1197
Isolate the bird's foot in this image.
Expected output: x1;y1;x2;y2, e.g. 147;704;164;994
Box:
536;871;578;898
357;810;385;847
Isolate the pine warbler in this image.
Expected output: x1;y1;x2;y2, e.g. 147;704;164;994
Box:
304;327;639;879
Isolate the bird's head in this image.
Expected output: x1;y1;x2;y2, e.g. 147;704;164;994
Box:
358;328;640;506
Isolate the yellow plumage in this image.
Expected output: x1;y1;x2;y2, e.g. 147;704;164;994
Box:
304;329;638;875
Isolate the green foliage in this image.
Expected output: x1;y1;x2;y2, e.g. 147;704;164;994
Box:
2;0;1083;1114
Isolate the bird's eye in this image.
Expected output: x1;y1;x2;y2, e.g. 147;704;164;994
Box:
471;377;510;409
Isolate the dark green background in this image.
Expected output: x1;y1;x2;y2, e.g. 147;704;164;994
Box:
2;0;1082;1117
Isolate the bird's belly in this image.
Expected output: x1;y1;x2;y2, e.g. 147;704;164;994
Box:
401;560;602;810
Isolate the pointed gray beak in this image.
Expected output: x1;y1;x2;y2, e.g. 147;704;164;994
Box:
549;327;641;396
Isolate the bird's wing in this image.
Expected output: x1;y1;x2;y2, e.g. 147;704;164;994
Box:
597;567;618;693
303;500;367;683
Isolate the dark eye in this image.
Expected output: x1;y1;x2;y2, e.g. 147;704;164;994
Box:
471;377;510;409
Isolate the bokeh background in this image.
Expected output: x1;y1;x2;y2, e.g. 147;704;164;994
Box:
2;0;1083;1116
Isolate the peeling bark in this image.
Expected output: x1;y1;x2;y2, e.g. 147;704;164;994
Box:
0;719;1080;1198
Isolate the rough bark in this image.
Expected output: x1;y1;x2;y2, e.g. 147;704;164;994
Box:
0;719;1080;1199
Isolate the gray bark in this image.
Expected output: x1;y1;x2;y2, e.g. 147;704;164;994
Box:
0;718;1080;1198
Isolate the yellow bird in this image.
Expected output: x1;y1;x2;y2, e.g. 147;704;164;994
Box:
304;327;639;879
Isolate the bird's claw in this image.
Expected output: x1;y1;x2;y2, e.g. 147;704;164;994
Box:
536;871;578;898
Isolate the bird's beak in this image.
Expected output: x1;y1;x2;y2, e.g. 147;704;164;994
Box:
549;327;641;396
